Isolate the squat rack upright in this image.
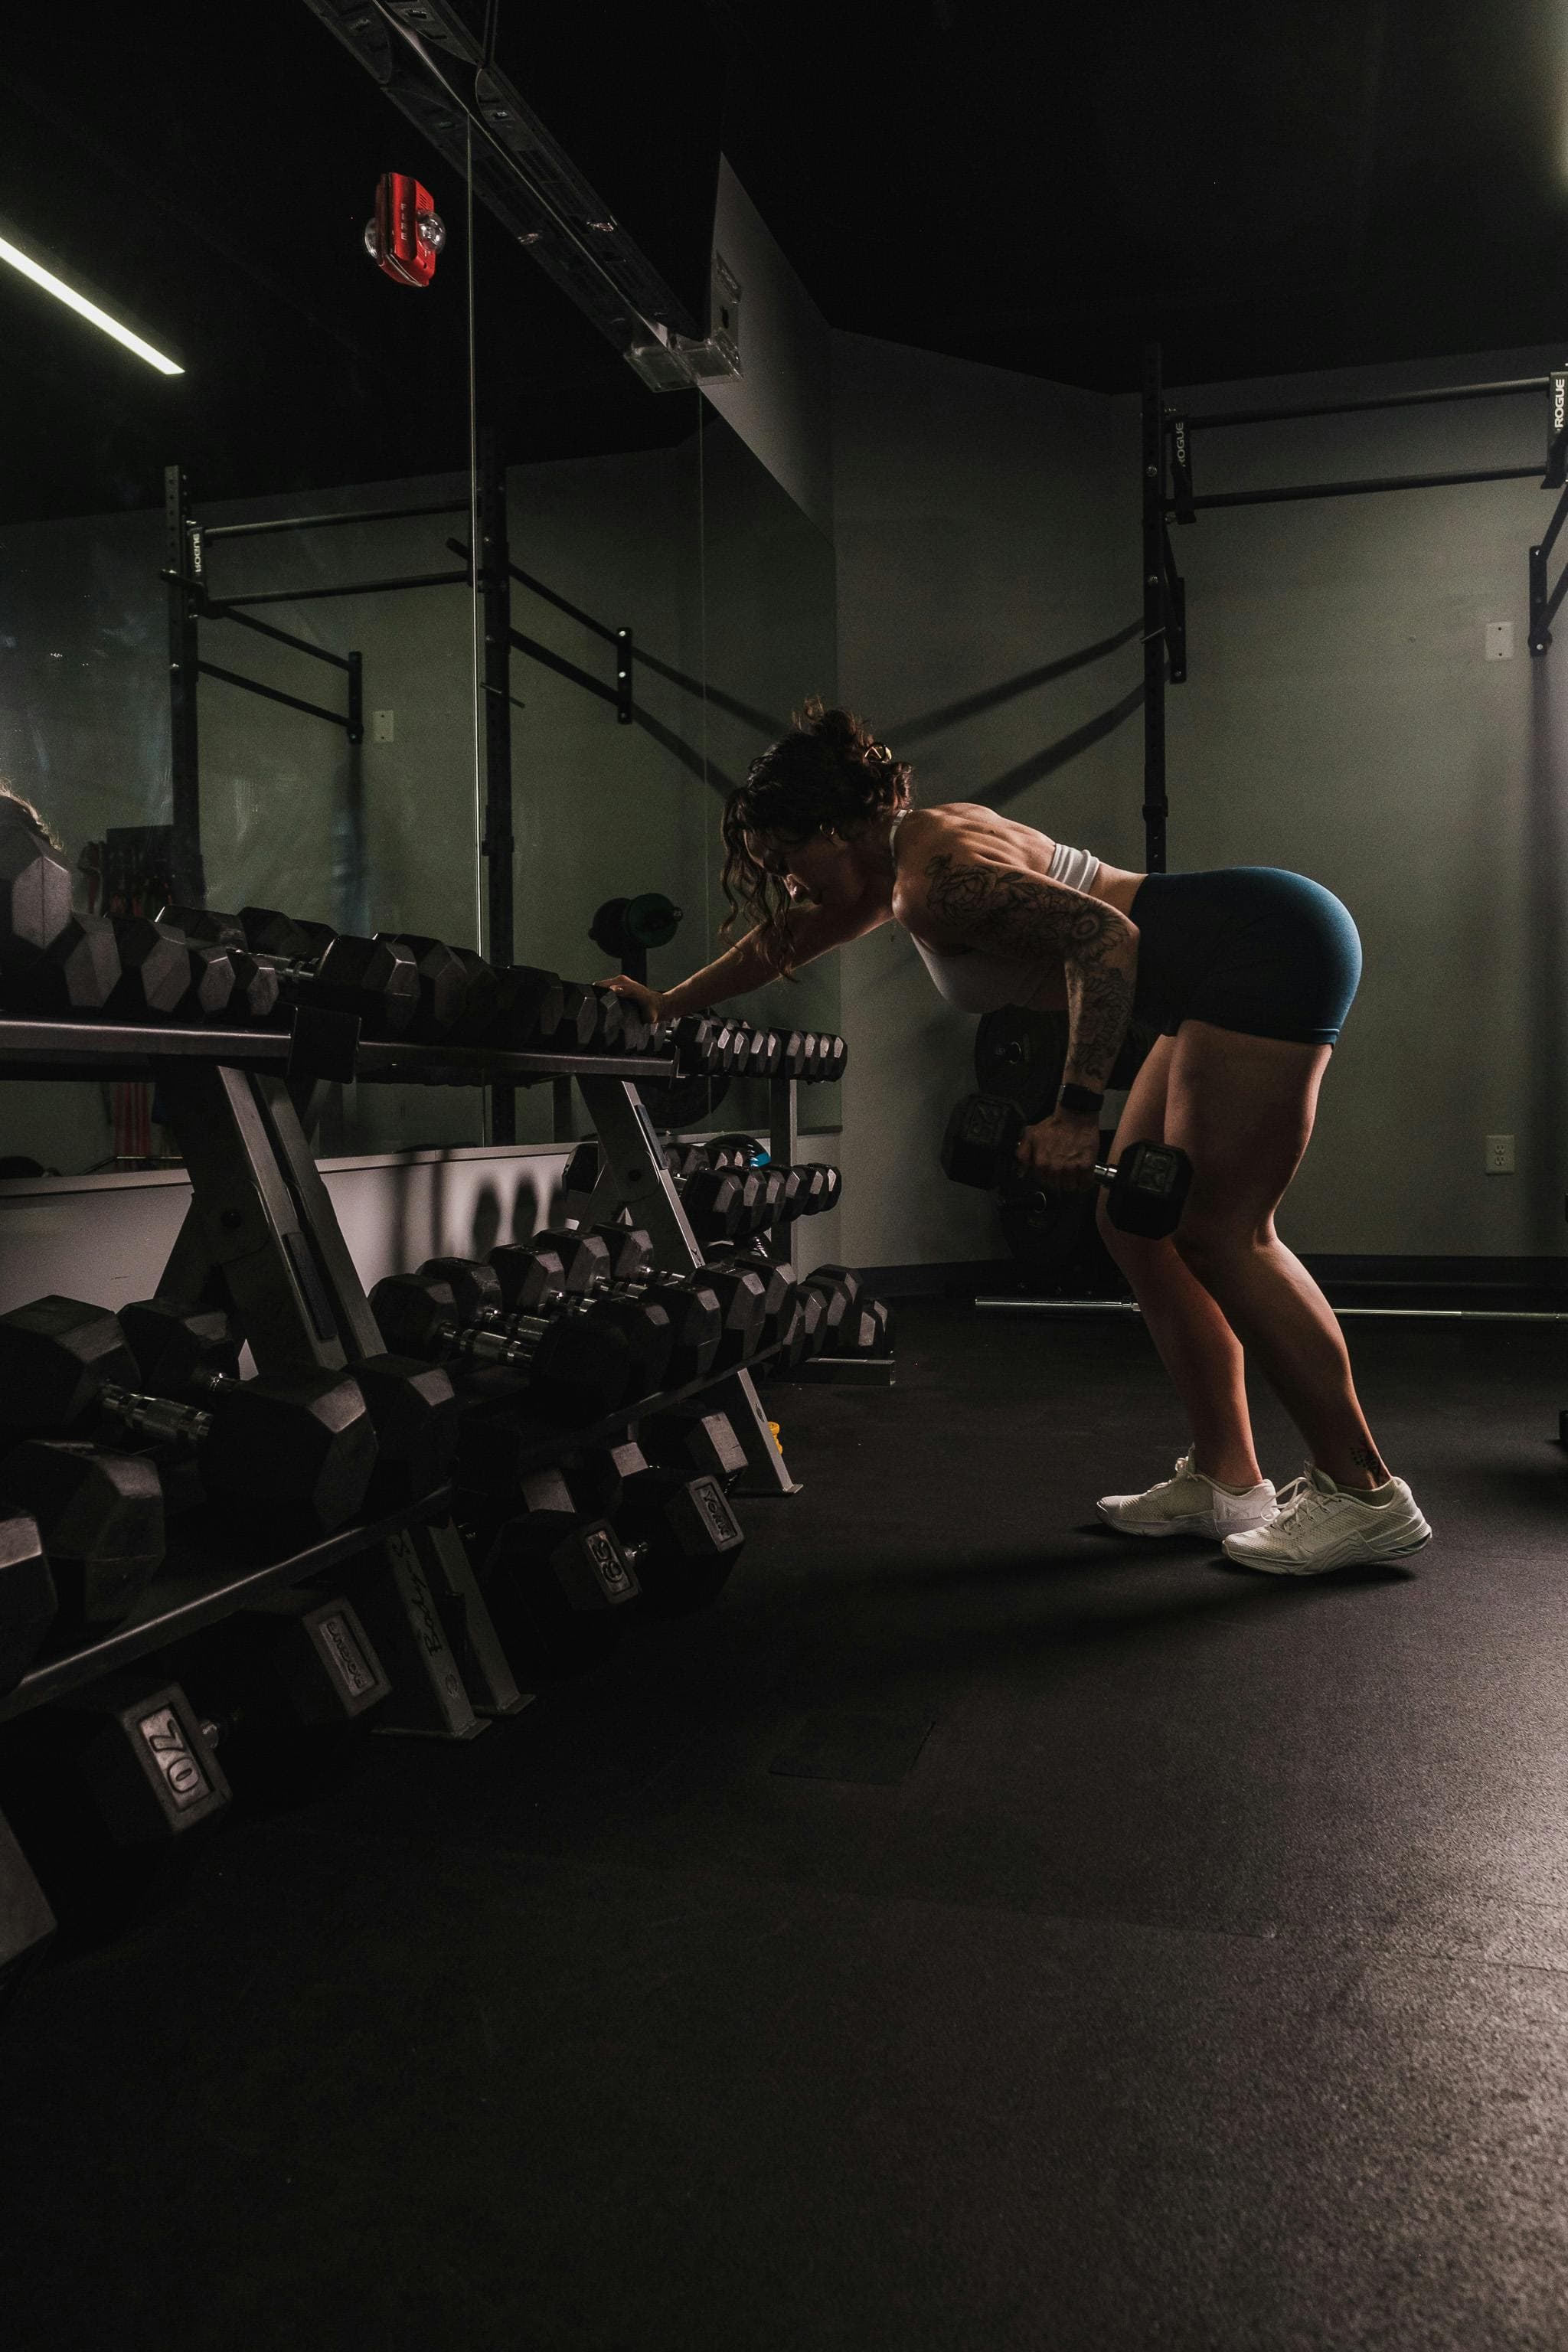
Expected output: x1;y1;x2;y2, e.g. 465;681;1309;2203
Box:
1138;343;1568;871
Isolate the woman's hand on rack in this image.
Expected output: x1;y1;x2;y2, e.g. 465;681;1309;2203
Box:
603;975;668;1026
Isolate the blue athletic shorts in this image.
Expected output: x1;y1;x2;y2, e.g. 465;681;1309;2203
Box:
1127;868;1363;1046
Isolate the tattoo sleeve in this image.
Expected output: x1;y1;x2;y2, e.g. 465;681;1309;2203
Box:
922;854;1139;1093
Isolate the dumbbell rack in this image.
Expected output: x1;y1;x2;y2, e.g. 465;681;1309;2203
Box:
0;1014;802;1736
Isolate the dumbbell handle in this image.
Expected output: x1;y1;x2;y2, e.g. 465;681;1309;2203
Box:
453;1292;616;1364
99;1382;214;1449
1014;1159;1135;1197
436;1311;561;1368
95;1361;288;1446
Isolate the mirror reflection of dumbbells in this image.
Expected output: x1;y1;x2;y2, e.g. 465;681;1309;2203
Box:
0;819;656;1054
941;1094;1194;1237
466;1407;750;1677
665;1017;848;1083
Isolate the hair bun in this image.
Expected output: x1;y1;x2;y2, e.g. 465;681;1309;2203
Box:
803;703;858;748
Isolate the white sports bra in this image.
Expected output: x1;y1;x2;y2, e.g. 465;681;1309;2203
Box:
890;813;1102;1015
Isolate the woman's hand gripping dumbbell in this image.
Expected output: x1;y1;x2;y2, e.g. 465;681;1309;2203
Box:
940;1093;1191;1238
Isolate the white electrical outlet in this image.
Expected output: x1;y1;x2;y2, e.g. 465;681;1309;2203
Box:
1485;1133;1516;1174
1485;622;1514;660
372;709;395;743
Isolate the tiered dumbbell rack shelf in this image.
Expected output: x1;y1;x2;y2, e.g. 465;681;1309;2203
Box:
0;1013;803;1736
0;1485;454;1725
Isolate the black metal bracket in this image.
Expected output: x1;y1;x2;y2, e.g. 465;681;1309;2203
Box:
1161;528;1187;685
1528;480;1568;654
616;627;634;724
164;466;204;904
476;430;517;1147
1140;345;1169;874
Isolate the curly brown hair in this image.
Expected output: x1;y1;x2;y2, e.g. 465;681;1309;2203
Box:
720;700;913;978
0;785;63;852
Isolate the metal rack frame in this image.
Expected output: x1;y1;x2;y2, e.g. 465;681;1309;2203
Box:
0;1018;802;1732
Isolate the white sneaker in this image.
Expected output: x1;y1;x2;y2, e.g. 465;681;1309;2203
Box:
1222;1462;1432;1575
1097;1451;1278;1540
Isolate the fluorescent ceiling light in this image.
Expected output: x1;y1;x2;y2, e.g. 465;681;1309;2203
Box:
0;233;184;375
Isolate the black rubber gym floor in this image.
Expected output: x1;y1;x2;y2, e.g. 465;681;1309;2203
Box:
6;1299;1568;2350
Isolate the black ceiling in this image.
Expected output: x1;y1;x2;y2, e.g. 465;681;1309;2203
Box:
715;0;1568;390
4;2;1566;525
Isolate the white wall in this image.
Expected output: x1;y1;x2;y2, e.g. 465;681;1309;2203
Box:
702;161;835;538
0;1146;568;1321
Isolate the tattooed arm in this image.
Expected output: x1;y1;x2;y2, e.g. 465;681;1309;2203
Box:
916;851;1140;1096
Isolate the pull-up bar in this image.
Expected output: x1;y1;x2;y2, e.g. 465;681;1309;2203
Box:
1183;374;1551;432
204;499;467;542
1183;466;1542;512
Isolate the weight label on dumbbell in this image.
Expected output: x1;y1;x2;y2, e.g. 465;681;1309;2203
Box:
316;1612;377;1700
585;1529;635;1600
136;1707;212;1811
691;1478;742;1545
388;1532;446;1658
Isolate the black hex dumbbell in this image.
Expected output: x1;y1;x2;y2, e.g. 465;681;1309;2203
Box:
567;1436;745;1615
941;1093;1191;1237
704;1246;802;1357
159;905;420;1040
786;1285;826;1367
0;1443;163;1638
177;1586;392;1807
0;1671;230;1938
485;1235;587;1318
850;1295;893;1354
119;1297;458;1515
679;1165;755;1243
419;1253;673;1406
377;933;472;1042
0;807;74;978
499;1227;723;1391
0;1508;56;1692
2;909;122;1019
370;1270;631;1423
468;962;567;1050
669;1014;748;1075
473;1465;640;1675
536;1233;725;1388
691;1260;767;1369
640;1405;749;1488
796;1264;861;1356
0;1295;377;1535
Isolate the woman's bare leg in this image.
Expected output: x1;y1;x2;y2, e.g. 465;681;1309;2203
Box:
1097;1036;1263;1490
1156;1022;1387;1488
